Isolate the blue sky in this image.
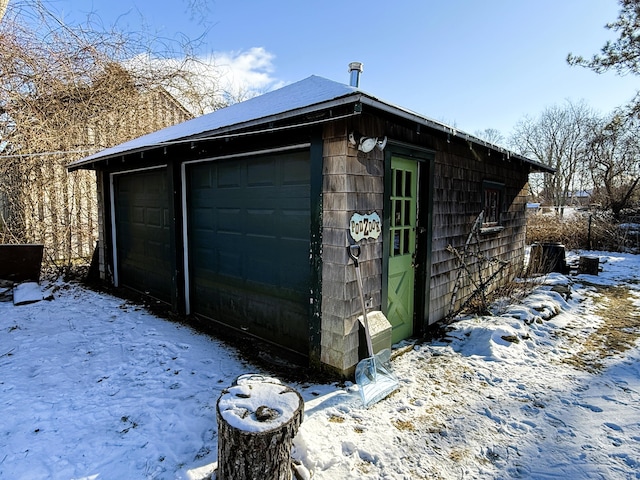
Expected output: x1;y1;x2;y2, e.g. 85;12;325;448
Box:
48;0;638;138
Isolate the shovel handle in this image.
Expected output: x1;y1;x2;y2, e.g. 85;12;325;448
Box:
356;266;375;357
348;244;360;266
348;244;375;357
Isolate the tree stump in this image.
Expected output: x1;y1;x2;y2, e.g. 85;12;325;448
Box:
578;256;599;275
216;374;304;480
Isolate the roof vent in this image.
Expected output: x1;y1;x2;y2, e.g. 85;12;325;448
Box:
348;62;363;87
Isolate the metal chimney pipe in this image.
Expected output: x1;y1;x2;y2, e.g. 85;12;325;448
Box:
348;62;363;87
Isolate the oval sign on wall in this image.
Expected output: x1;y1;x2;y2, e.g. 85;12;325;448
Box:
350;212;382;242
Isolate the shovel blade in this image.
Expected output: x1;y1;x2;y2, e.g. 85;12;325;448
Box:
355;352;399;408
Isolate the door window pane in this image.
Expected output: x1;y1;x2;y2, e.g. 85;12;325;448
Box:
393;231;401;255
403;229;410;255
404;171;412;197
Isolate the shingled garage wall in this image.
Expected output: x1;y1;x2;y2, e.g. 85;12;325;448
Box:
316;116;534;377
320;120;384;374
428;136;530;323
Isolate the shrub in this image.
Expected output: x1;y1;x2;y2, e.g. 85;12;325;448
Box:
526;209;639;253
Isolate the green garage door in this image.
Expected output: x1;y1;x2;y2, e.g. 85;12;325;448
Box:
112;168;172;303
186;151;311;355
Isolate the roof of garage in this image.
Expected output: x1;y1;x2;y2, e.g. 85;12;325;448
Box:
68;75;554;173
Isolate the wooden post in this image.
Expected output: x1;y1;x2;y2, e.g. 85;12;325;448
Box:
216;375;304;480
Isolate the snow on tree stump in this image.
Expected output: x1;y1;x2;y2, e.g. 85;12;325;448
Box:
578;256;599;275
216;374;304;480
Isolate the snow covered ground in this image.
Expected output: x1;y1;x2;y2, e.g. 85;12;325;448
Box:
1;250;639;479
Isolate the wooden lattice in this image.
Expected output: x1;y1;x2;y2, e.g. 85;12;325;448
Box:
446;211;510;320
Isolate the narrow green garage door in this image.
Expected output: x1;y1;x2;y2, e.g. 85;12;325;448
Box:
112;168;172;303
186;151;310;355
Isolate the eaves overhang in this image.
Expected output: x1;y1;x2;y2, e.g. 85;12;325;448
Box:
68;75;555;175
355;95;555;174
68;95;362;170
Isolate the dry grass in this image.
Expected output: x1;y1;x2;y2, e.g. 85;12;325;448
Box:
328;415;345;424
392;419;416;431
564;285;640;373
526;211;639;252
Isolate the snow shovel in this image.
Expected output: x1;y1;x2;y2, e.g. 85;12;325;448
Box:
348;244;399;407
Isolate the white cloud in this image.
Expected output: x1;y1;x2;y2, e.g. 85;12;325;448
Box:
206;47;284;102
124;47;282;115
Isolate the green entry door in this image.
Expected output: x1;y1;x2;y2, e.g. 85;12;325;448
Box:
388;156;417;343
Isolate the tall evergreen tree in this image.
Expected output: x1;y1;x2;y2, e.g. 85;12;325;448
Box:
568;0;640;115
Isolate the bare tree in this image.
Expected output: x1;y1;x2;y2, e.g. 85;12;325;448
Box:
509;100;597;216
566;0;640;217
0;1;222;272
586;113;640;217
473;128;505;146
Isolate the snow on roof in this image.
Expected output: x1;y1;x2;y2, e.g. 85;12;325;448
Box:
69;74;553;173
69;75;358;168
